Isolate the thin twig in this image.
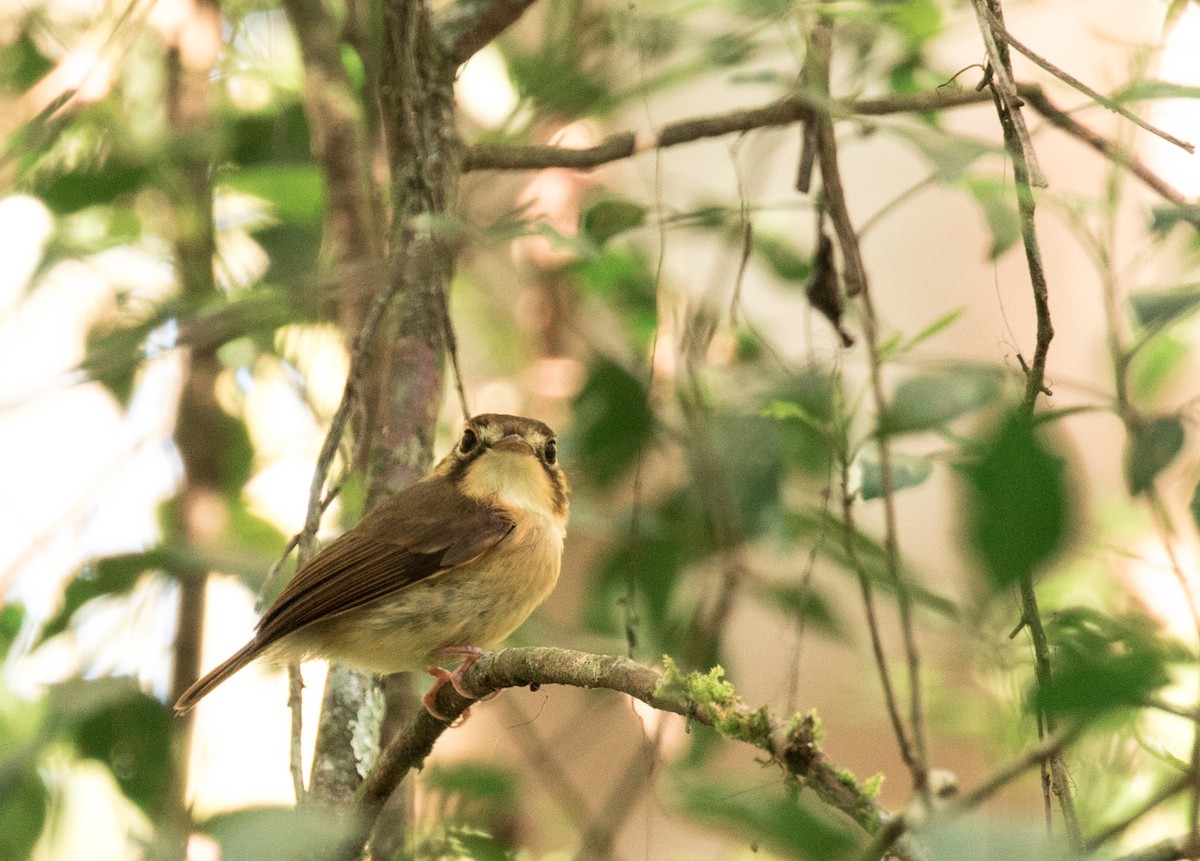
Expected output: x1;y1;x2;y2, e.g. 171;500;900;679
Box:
810;14;928;798
986;8;1194;154
288;664;306;802
968;0;1047;187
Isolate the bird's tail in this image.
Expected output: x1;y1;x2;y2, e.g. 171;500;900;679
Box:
174;640;263;714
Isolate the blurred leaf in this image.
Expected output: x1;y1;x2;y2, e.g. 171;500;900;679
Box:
770;371;840;475
705;411;785;535
1;29;53;90
886;0;942;47
34;155;156;214
679;782;860;859
731;0;793;19
762;399;831;440
424;763;518;809
892;126;992;182
962;411;1068;590
229;103;312;166
1125;415;1185;496
1038;608;1183;717
585;491;707;651
1151;202;1200;233
222;164;325;226
507;53;610;115
581;198;646;245
1130;331;1188;402
705;32;757;66
758;583;846;640
1190;477;1200;536
1109;80;1200;103
448;828;515;861
964;178;1020;259
1165;0;1193;31
1129;284;1200;328
570;250;657;349
785;507;959;618
570;358;652;487
201;807;354;861
40;550;171;642
881;366;1002;435
49;678;171;817
754;233;811;283
0;604;25;656
858;445;933;501
925;816;1069;861
882;308;965;359
0;768;47;861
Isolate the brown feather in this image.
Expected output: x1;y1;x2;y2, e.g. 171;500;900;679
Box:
255;477;514;648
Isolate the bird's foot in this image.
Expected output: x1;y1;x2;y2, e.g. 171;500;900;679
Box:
422;646;497;723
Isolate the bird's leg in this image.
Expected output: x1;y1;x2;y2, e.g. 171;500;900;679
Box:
422;646;497;722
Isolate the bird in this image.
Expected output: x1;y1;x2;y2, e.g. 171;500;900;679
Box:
174;413;569;720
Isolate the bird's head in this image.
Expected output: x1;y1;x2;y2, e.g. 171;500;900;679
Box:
436;414;569;524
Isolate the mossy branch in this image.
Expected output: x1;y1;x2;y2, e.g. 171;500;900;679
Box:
340;647;892;860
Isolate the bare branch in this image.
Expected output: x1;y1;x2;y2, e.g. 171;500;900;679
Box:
437;0;538;65
986;9;1194;154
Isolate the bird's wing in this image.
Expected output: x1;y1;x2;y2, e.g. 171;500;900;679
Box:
255;478;514;646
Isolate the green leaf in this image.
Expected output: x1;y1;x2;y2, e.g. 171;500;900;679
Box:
1129;284;1200;328
892;126;993;182
1037;608;1184;717
580;198;646;245
754;233;811;283
0;768;47;861
925;816;1069;861
1130;332;1188;402
886;0;942;47
964;177;1020;259
49;678;172;817
507;53;611;116
570;359;652;488
229;103;312;167
1151;202;1200;233
889;308;965;357
34;155;156;214
0;604;24;657
424;763;518;809
1109;80;1200;104
1191;477;1200;536
881;366;1002;435
222;164;325;225
201;807;354;861
858;445;933;501
962;411;1069;590
1125;415;1185;496
758;583;846;640
570;250;658;350
705;411;785;535
679;782;860;860
40;550;171;642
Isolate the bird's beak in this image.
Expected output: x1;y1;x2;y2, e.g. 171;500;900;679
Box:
491;433;536;455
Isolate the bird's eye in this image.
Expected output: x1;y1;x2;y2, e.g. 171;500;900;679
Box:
460;428;478;453
544;439;557;464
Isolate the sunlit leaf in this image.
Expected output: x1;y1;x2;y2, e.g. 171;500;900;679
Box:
581;198;646;245
679;782;860;859
201;807;354;861
886;0;942;47
961;411;1068;590
880;366;1002;435
0;604;25;656
1125;415;1185;496
222;164;325;226
570;358;652;487
40;550;172;642
1038;608;1184;717
858;445;933;501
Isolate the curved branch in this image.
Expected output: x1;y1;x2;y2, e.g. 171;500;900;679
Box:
437;0;538;65
344;647;891;859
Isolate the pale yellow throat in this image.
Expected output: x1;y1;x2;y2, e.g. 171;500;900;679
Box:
461;450;560;520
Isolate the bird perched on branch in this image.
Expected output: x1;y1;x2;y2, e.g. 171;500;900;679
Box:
175;413;569;720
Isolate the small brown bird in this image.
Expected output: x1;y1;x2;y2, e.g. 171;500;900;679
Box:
174;414;568;719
